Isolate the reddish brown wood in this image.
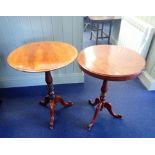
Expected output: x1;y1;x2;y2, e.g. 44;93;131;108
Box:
40;71;73;129
54;96;73;106
49;100;55;129
7;41;78;72
40;71;55;106
77;45;145;130
88;80;122;130
104;102;122;118
77;45;145;81
88;102;103;130
7;41;77;129
88;98;100;106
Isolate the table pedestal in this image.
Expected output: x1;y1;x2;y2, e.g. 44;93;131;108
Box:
88;80;122;129
40;71;73;129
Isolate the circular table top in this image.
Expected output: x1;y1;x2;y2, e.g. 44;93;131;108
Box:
77;45;145;81
7;41;78;72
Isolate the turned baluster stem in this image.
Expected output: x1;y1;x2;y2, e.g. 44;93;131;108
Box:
100;80;108;102
45;71;55;99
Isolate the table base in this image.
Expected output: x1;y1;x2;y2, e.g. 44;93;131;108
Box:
40;71;73;129
88;80;122;130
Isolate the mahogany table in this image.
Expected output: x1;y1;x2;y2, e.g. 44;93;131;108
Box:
7;41;77;129
77;45;145;129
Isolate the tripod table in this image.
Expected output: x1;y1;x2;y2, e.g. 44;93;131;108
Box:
7;41;77;129
77;45;145;129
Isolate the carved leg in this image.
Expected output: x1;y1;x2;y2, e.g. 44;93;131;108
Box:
88;98;100;106
104;102;122;118
40;71;73;129
88;102;103;130
49;100;55;129
40;96;50;106
100;80;108;111
40;71;55;106
88;80;122;129
55;95;73;106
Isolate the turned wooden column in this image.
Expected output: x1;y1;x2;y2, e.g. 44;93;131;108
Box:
40;71;55;106
100;80;108;104
45;71;55;99
41;71;73;129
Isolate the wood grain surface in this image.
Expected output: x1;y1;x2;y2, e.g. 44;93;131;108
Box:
77;45;145;81
7;41;78;72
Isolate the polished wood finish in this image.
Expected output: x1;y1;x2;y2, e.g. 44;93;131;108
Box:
77;45;145;130
40;71;73;129
7;41;77;72
8;41;77;129
88;80;122;129
77;45;145;81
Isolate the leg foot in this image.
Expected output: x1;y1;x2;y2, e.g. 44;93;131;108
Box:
55;95;73;107
40;96;50;106
104;102;122;119
88;102;103;130
88;98;100;106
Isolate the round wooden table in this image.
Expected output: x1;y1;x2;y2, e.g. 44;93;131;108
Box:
7;41;77;129
77;45;145;129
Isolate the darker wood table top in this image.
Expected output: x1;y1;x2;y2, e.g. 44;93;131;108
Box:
7;41;77;72
77;45;145;81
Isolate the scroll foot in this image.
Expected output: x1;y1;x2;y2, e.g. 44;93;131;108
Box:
88;98;100;106
104;102;122;119
55;95;73;107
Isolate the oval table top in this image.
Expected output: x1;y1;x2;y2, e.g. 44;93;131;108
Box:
77;45;145;81
7;41;78;72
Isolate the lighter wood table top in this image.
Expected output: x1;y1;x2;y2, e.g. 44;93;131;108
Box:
7;41;77;72
77;45;145;81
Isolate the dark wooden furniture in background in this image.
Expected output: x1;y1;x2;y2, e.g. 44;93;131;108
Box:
7;41;77;129
89;16;121;45
77;45;145;129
